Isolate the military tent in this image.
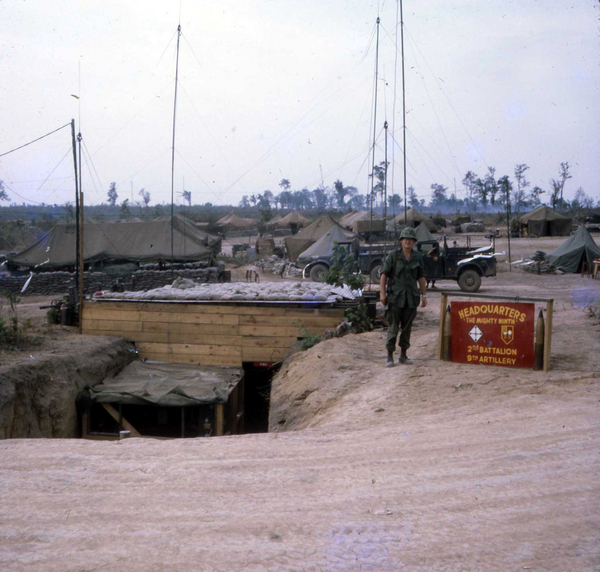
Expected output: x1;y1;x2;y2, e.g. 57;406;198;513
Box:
393;209;437;231
216;212;255;231
9;215;220;270
276;211;311;228
340;210;382;232
285;215;351;262
297;225;358;265
265;215;283;228
518;206;572;237
415;222;435;242
546;225;600;273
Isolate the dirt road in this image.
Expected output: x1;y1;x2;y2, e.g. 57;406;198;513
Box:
0;270;599;570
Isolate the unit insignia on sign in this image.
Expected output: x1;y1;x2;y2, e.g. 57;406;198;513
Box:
501;325;514;345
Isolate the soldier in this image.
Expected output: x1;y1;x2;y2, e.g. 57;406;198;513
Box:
380;227;427;366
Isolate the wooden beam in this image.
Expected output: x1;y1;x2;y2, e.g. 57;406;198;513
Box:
239;315;343;327
138;353;243;367
543;299;554;372
215;405;224;437
101;403;142;437
437;293;448;361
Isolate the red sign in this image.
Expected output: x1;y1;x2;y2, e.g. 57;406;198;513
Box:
450;301;535;368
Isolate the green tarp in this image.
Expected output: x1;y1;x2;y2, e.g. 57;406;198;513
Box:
9;215;220;269
297;225;357;264
86;361;243;407
547;225;600;273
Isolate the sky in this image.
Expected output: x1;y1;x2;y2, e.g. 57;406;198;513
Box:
1;0;599;208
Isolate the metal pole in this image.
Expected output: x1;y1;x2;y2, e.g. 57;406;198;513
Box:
70;120;79;292
383;121;388;222
506;185;512;271
400;0;408;225
369;17;381;238
78;132;84;334
171;24;182;280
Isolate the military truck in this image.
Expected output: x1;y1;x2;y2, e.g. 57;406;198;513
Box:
301;237;497;292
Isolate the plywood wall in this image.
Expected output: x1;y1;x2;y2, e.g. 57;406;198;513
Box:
82;301;345;367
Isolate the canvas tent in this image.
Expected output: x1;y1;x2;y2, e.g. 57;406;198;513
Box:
265;215;283;228
393;209;437;231
415;222;435;242
518;206;572;236
9;215;220;270
340;210;383;233
216;212;255;231
276;211;311;228
546;225;600;273
285;215;352;262
79;361;244;439
297;225;358;265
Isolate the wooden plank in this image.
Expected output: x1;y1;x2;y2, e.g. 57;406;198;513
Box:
84;308;239;325
135;342;240;357
543;300;554;372
81;319;143;332
437;293;448;361
101;403;142;437
239;315;342;327
241;347;288;362
239;325;330;338
241;336;297;348
142;322;239;336
138;352;242;367
285;307;346;318
94;331;243;345
215;405;224;437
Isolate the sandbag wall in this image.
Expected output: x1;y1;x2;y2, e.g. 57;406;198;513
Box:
0;267;222;296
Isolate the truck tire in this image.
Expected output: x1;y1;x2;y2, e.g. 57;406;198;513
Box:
370;263;383;283
309;263;329;282
458;269;482;292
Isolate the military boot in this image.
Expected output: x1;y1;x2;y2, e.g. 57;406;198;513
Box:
399;349;413;365
385;351;394;368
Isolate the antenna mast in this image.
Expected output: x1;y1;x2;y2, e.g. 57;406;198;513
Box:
171;24;182;278
400;0;408;225
369;17;381;239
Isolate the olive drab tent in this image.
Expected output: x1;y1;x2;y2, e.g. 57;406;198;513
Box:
284;215;351;262
216;212;255;231
546;225;600;273
9;215;220;269
415;222;435;242
393;209;437;231
296;224;358;265
518;205;572;237
276;211;311;228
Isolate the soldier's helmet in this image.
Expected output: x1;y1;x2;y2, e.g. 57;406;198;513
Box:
400;227;418;240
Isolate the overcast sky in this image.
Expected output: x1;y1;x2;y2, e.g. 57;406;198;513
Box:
1;0;598;208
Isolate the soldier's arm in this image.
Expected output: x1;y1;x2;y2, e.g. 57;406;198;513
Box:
380;273;387;305
419;276;427;308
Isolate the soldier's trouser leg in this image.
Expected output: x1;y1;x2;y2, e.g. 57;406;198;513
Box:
385;307;401;353
398;305;417;351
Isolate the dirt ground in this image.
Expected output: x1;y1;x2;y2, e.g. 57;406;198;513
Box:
1;237;600;570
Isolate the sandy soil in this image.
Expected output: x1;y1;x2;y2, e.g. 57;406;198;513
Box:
1;239;599;571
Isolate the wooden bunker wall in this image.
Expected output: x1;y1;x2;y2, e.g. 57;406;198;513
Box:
81;301;346;366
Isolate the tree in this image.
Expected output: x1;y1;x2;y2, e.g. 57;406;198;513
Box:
388;194;402;211
312;187;328;211
549;179;562;210
119;199;131;220
107;182;118;206
558;162;572;210
462;171;479;212
277;191;292;209
64;202;75;222
138;188;151;207
484;167;498;208
408;186;420;210
182;190;191;206
429;183;448;209
239;195;250;208
513;164;530;214
262;190;274;207
529;186;545;207
0;180;8;201
348;194;366;210
249;194;258;207
279;178;291;191
497;176;513;222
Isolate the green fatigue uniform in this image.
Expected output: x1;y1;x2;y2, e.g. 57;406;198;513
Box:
382;248;425;353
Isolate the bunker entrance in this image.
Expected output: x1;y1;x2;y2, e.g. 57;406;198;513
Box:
241;362;279;434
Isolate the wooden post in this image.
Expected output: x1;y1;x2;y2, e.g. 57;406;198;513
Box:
442;305;452;361
543;300;554;372
534;309;545;371
215;404;224;437
78;190;84;334
437;292;448;360
101;403;142;437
